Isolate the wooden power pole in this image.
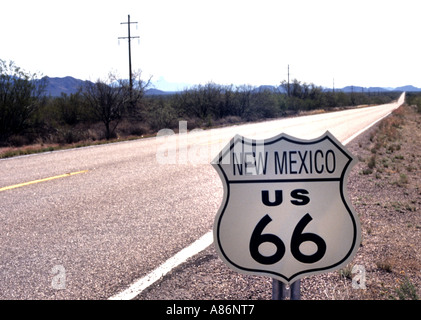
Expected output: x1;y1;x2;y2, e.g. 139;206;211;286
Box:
119;15;139;93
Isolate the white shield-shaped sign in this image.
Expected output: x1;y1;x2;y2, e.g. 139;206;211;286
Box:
212;131;360;285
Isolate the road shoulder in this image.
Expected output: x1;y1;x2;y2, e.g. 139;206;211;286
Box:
136;105;420;300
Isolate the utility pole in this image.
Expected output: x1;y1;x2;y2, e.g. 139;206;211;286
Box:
119;15;139;93
287;64;290;97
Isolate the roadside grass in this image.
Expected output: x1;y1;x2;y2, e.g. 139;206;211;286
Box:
352;104;421;300
0;104;360;159
361;105;410;187
390;277;420;300
0;134;155;159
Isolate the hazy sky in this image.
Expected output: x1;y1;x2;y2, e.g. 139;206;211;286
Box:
1;0;420;90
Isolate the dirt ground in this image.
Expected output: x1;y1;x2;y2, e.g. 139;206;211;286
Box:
301;104;421;300
138;104;420;300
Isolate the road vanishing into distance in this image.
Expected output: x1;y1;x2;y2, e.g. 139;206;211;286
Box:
0;93;405;299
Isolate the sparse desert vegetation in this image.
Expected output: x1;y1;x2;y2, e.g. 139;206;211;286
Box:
1;59;403;158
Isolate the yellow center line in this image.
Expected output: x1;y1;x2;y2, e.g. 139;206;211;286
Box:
198;138;225;146
0;170;88;192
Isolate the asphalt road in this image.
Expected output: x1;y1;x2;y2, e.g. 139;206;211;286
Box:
0;93;404;299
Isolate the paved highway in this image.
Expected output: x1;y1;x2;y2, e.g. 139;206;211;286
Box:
0;93;404;299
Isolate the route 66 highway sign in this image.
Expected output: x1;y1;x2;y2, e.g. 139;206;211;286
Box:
211;131;361;285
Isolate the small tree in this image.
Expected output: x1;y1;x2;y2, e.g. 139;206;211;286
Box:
235;85;254;117
124;69;151;121
83;74;131;140
0;59;46;143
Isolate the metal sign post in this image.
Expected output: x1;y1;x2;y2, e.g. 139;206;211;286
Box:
272;279;300;300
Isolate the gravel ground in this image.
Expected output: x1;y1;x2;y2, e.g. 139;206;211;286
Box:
137;104;420;300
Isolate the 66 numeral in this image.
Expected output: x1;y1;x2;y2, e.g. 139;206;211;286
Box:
249;213;326;265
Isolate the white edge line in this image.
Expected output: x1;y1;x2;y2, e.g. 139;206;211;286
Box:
108;231;213;300
342;103;402;145
342;112;390;146
108;95;404;300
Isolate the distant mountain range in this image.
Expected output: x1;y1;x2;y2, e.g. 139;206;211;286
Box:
41;76;178;97
339;85;421;93
42;76;92;96
41;76;421;97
